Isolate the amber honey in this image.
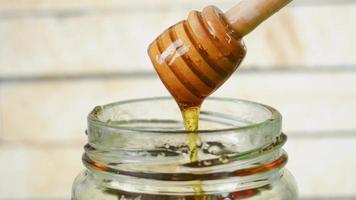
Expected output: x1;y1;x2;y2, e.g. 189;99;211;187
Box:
147;8;247;198
181;106;205;198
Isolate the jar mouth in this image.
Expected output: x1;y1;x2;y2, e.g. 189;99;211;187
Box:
84;97;286;194
88;96;282;134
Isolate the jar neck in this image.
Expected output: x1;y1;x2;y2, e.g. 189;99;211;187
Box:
83;97;285;195
82;134;287;195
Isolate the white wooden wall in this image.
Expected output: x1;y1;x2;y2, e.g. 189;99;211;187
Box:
0;0;356;199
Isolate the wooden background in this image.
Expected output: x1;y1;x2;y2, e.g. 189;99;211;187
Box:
0;0;356;199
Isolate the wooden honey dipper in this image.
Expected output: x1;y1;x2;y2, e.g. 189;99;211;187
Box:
148;0;292;110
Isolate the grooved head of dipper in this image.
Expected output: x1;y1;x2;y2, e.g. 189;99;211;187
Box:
148;6;246;109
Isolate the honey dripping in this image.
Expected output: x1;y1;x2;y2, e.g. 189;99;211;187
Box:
147;0;293;198
181;105;207;199
177;101;209;199
181;106;200;162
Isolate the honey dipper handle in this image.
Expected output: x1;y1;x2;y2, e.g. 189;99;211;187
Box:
225;0;292;37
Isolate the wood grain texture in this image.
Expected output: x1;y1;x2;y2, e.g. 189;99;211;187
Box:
285;137;356;197
0;0;350;11
0;5;355;77
1;72;355;142
0;145;82;199
0;0;236;11
0;77;167;141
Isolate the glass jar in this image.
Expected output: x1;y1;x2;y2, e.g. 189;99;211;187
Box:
72;97;298;200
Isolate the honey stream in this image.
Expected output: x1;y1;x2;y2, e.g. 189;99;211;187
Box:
182;107;200;162
182;106;211;200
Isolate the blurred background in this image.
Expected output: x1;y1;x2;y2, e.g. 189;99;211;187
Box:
0;0;355;199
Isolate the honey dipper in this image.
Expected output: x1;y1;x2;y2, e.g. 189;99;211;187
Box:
148;0;292;110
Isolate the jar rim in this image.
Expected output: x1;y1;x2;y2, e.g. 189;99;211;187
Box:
84;97;287;192
88;96;282;134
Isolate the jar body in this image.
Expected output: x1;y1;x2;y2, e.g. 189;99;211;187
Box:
72;168;297;200
72;97;298;200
